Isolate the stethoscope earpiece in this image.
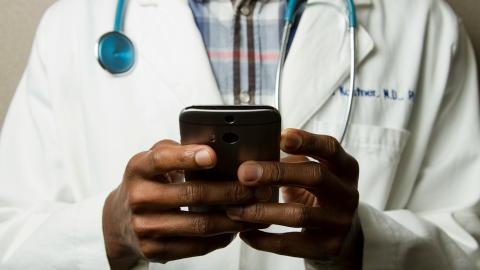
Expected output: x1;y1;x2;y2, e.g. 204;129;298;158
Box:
97;31;135;75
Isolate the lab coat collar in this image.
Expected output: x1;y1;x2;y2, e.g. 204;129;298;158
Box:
280;1;375;128
129;0;374;129
127;0;223;106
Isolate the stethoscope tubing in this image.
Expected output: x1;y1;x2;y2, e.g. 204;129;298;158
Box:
275;0;357;144
100;0;357;143
340;27;356;144
114;0;127;32
274;22;292;110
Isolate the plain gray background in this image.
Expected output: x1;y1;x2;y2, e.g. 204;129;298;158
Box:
0;0;479;127
0;0;56;125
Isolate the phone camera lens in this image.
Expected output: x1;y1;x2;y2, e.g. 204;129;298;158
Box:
225;115;235;124
222;132;239;144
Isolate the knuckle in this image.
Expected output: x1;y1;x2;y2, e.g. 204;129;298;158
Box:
323;136;341;157
227;184;252;203
179;183;205;205
141;247;156;260
191;216;210;235
305;163;323;185
127;184;157;213
263;162;281;184
246;204;266;222
175;147;192;164
131;216;148;237
288;206;309;227
151;139;177;150
141;241;166;260
152;142;195;171
125;153;146;178
127;187;144;211
152;149;168;172
276;163;286;183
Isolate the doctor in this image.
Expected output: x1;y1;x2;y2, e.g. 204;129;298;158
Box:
0;0;479;269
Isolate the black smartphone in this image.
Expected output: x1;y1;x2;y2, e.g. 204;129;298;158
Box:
179;105;281;212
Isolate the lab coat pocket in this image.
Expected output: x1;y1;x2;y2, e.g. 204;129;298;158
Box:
310;122;411;210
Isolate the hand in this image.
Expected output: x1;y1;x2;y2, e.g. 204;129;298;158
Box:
102;140;270;269
226;129;360;263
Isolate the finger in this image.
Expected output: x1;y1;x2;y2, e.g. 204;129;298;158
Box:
280;129;359;180
281;186;316;205
238;161;335;188
132;212;267;239
281;155;309;163
226;203;352;230
279;156;316;205
128;181;273;212
139;234;235;262
238;162;357;208
150;139;181;149
126;141;217;178
164;170;185;184
240;230;343;260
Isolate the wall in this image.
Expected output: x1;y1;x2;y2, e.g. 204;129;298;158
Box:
447;0;480;62
0;0;56;125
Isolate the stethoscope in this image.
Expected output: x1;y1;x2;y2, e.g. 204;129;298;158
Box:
97;0;134;75
97;0;358;143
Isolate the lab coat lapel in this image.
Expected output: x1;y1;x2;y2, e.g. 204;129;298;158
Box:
129;0;223;107
281;0;374;129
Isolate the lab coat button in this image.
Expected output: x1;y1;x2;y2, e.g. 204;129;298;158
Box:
240;92;251;104
240;6;252;16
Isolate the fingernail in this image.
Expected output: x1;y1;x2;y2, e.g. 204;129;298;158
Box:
282;131;302;150
241;164;263;182
195;149;213;167
255;187;272;202
227;207;244;218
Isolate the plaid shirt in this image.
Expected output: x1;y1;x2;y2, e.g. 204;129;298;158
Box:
188;0;303;106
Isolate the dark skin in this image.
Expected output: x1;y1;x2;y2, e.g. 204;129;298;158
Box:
229;129;361;264
103;128;360;269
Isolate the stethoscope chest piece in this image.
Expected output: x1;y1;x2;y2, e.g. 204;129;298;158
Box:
97;31;135;75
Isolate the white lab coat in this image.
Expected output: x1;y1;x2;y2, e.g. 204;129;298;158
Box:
0;0;479;269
